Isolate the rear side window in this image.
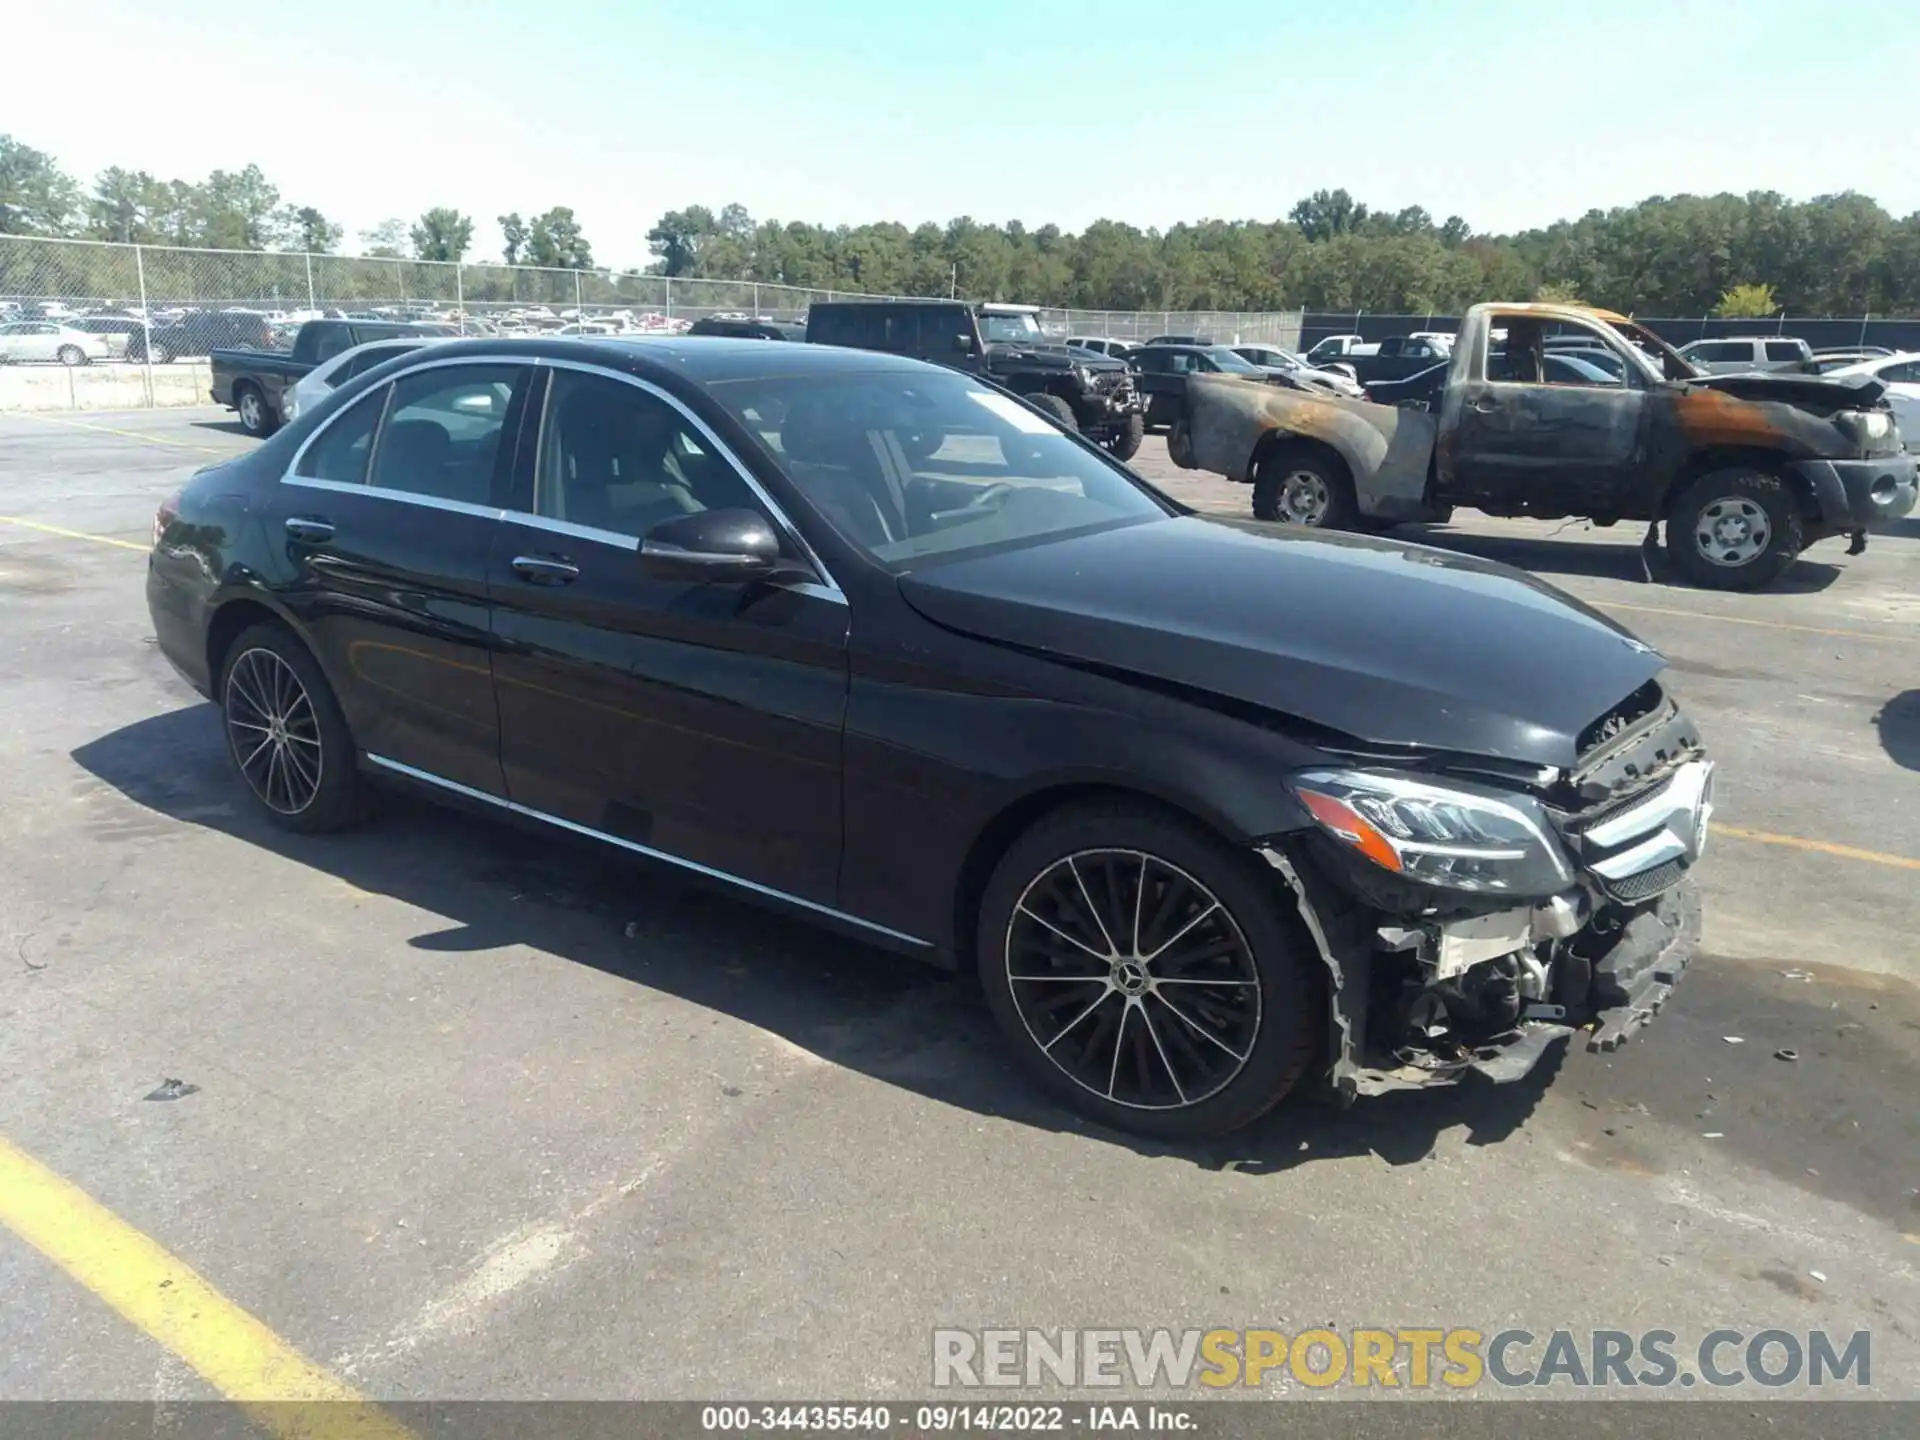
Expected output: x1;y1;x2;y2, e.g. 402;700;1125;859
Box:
342;344;419;381
294;386;387;485
310;324;352;364
1764;341;1805;362
367;364;520;507
1693;341;1751;362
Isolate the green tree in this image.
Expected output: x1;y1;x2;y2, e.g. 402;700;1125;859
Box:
289;206;342;253
411;207;474;262
498;212;527;265
0;134;80;235
647;205;717;275
86;167;161;242
1289;188;1369;243
359;218;408;259
525;207;592;270
191;165;286;249
1713;282;1778;317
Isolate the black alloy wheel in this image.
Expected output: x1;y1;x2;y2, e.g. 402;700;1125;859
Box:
219;624;369;832
979;803;1318;1139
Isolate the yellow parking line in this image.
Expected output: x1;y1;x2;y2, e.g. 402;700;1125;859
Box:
0;515;147;551
4;409;230;454
0;1136;416;1439
1599;600;1902;644
1716;824;1920;872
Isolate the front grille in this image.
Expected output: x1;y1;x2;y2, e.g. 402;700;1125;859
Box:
1558;758;1714;903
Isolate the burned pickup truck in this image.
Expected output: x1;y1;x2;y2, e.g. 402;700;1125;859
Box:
1170;302;1918;590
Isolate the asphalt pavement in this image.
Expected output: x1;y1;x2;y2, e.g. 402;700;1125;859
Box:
1;409;1916;1421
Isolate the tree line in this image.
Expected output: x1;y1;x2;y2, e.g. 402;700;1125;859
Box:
5;133;1918;316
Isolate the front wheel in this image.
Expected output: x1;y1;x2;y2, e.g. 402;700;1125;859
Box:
1024;391;1079;432
1665;467;1804;591
56;345;88;367
1251;449;1359;528
219;624;369;832
1102;410;1145;462
977;802;1320;1139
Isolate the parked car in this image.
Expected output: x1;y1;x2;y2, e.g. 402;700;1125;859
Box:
1814;345;1892;360
1675;336;1816;374
687;316;805;341
1066;337;1137;360
1821;352;1920;450
146;334;1713;1138
211;318;458;436
1303;334;1373;365
279;336;448;425
1142;334;1213;347
1325;335;1455;386
1231;345;1366;398
807;300;1147;460
1173;302;1917;590
1809;349;1891;374
126;311;278;365
64;315;145;358
0;320;111;365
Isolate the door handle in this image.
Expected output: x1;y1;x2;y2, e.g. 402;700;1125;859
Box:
284;516;334;542
1469;396;1499;413
511;554;581;585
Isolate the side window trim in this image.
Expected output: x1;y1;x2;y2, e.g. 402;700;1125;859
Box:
513;358;844;600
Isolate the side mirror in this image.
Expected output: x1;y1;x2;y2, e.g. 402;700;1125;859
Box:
639;508;789;584
954;333;975;353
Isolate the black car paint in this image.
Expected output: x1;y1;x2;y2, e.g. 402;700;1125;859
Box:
148;338;1701;1101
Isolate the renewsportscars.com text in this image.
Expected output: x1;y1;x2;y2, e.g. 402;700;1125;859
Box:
932;1327;1871;1391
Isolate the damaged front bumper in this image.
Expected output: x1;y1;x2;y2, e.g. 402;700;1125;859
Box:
1260;846;1701;1100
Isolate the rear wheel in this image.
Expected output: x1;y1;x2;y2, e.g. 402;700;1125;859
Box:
1025;391;1079;432
977;801;1319;1140
56;345;88;367
1251;448;1359;528
1666;467;1804;591
234;382;278;437
219;624;369;832
1102;410;1145;462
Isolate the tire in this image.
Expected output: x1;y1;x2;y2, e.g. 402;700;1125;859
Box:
1665;467;1805;591
218;623;370;833
1102;410;1146;462
1251;447;1360;528
56;345;88;367
977;800;1320;1140
234;382;278;438
1024;391;1079;432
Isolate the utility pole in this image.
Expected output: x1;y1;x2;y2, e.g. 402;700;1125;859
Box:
950;263;958;299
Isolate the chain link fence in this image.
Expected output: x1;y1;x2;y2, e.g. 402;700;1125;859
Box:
1;233;1307;398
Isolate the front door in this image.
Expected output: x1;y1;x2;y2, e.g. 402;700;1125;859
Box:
1442;321;1650;513
488;364;849;906
270;361;530;796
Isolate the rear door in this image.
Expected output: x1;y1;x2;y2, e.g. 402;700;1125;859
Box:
487;363;849;905
269;359;531;795
1442;316;1650;513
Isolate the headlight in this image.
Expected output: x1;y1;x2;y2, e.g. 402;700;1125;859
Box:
1073;365;1096;390
1290;769;1574;896
282;395;300;421
1835;409;1896;451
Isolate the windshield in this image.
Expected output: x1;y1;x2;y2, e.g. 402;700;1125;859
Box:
1202;347;1262;373
711;369;1172;570
978;311;1047;344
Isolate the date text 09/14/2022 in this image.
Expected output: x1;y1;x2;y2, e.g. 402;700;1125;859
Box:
699;1405;1195;1432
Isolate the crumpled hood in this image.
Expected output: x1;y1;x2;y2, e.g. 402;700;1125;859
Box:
1689;370;1886;406
898;516;1667;768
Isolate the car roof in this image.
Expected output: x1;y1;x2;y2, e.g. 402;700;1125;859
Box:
1823;350;1920;376
396;334;935;383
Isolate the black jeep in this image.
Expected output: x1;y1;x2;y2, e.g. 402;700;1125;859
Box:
805;300;1146;459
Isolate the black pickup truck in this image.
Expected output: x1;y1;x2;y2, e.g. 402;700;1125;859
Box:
1329;334;1455;386
211;318;455;436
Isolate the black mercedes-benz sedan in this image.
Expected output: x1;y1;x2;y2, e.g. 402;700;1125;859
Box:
146;336;1712;1139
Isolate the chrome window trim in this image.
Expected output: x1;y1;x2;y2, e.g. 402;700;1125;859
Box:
281;474;506;522
530;357;846;603
508;512;639;551
364;753;930;948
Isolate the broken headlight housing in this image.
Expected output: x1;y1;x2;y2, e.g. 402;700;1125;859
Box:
1290;769;1575;897
1834;408;1899;454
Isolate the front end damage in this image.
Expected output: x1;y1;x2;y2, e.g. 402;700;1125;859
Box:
1261;693;1711;1099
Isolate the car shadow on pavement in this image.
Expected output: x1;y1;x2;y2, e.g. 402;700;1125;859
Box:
1876;689;1920;770
73;704;1559;1175
1398;522;1844;593
187;419;254;438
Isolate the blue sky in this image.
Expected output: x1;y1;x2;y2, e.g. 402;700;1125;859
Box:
8;0;1915;265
